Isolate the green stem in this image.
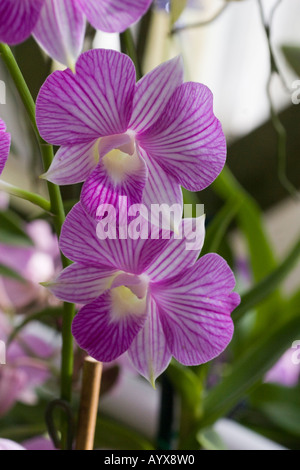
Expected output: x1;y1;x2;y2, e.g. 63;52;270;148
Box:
233;235;300;322
0;43;75;448
120;29;142;79
171;4;228;34
0;180;51;212
0;43;39;139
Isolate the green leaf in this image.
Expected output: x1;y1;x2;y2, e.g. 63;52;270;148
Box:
233;235;300;322
197;428;228;450
282;45;300;76
197;313;300;430
250;384;300;436
170;0;188;26
0;263;26;282
213;166;282;333
167;361;203;416
94;416;155;450
0;211;33;246
202;198;241;256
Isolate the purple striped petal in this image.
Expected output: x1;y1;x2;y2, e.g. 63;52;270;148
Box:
152;254;240;365
130;56;184;133
42;140;99;185
139;149;183;230
36;49;136;145
77;0;152;33
60;203;169;275
46;263;119;304
128;295;171;385
72;290;147;362
33;0;86;68
146;215;205;282
138;83;227;192
0;120;11;175
81;150;147;219
0;0;44;45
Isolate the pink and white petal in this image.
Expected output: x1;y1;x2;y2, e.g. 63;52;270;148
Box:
146;216;205;282
43;140;99;185
0;0;44;45
80;152;147;219
33;0;86;68
138;83;227;192
0;439;25;451
130;56;184;133
152;254;240;365
47;263;119;304
77;0;152;33
23;437;56;451
139;149;183;231
72;291;147;362
36;49;135;145
127;296;171;385
0;121;11;175
60;203;169;275
0;367;27;416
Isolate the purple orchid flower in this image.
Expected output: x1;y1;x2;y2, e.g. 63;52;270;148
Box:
0;219;60;311
0;311;55;416
0;119;11;176
36;49;226;228
46;203;240;385
265;348;300;387
0;0;152;68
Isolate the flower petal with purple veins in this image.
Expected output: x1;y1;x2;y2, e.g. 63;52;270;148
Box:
146;215;205;282
72;289;147;362
81;149;148;219
36;49;136;145
33;0;86;69
42;140;99;185
0;0;44;45
137;82;227;192
77;0;153;33
47;263;119;304
128;295;172;386
130;56;184;133
152;254;239;365
139;149;183;231
60;203;169;275
0;119;11;176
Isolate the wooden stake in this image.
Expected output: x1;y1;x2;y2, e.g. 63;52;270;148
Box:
76;357;103;450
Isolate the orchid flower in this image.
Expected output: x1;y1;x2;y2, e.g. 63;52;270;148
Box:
0;312;55;416
0;220;60;311
0;119;10;176
36;49;226;229
46;203;240;385
0;0;152;68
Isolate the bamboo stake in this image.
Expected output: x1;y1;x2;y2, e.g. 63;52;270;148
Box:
76;357;103;450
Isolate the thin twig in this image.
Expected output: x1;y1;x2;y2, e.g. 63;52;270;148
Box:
171;4;228;35
257;0;300;199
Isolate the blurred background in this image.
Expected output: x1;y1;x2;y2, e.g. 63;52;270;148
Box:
0;0;300;451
